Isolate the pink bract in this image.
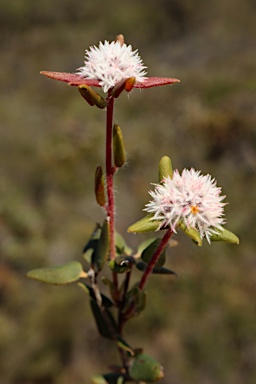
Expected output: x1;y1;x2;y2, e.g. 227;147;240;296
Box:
40;71;180;89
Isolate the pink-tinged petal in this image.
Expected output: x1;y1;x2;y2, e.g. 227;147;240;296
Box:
134;77;180;88
40;71;101;87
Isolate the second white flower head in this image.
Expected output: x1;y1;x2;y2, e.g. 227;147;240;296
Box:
77;40;147;93
144;168;227;243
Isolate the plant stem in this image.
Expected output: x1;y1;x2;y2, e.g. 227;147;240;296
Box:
106;93;116;261
105;93;119;293
139;228;173;290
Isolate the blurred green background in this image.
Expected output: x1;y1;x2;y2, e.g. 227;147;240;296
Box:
0;0;256;383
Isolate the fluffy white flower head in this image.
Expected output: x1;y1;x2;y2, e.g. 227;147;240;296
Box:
144;168;227;243
77;40;147;93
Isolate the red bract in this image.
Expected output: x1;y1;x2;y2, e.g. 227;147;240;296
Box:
40;71;180;89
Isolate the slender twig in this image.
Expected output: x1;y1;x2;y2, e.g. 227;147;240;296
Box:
139;228;173;290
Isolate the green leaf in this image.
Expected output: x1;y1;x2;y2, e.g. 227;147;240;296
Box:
178;221;202;246
95;166;106;207
129;353;164;382
159;155;173;182
136;261;176;275
27;261;86;285
128;214;161;233
83;224;101;263
141;238;166;267
92;219;110;272
210;227;239;244
90;299;117;339
117;336;134;356
113;124;126;168
78;283;113;308
115;232;133;256
78;85;107;109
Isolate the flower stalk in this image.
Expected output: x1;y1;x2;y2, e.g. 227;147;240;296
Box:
105;93;116;261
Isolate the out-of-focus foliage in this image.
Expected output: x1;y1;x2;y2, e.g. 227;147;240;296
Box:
0;0;255;383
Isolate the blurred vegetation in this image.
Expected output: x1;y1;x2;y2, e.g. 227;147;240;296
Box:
0;0;256;383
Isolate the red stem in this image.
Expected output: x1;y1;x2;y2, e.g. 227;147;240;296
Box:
106;93;116;261
139;228;173;290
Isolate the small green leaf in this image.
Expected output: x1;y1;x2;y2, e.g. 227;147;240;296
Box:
136;261;176;275
129;353;164;382
141;238;166;267
128;215;161;233
92;219;110;272
115;232;133;256
95;166;106;207
117;337;134;356
159;156;173;182
90;299;117;339
113;124;126;168
210;227;239;244
27;261;86;285
83;224;101;263
178;221;202;246
78;85;107;109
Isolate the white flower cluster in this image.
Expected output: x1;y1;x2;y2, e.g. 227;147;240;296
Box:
144;169;226;242
77;40;147;92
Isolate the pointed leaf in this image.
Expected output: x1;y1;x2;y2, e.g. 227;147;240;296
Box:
134;77;180;88
92;219;110;272
128;215;161;233
27;261;86;285
90;299;117;339
113;124;126;168
136;261;176;275
115;232;132;256
117;337;134;356
83;224;101;263
95;166;106;207
40;71;101;87
210;227;239;244
141;238;166;267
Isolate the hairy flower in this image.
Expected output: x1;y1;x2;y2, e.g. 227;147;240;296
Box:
40;35;180;92
144;169;226;243
77;40;147;92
